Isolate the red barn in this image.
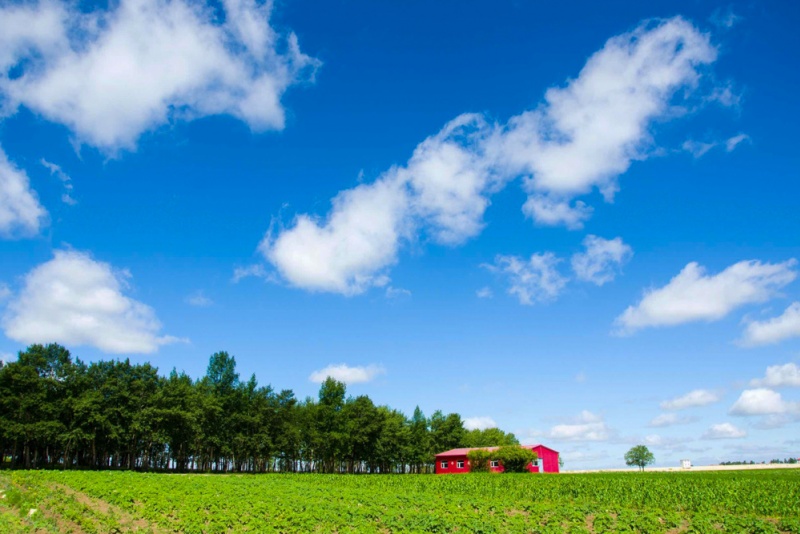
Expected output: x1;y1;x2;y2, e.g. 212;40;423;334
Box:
434;445;560;474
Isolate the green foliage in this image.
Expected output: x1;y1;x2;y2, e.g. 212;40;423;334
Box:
624;445;655;471
2;469;798;533
1;343;508;475
496;445;537;473
466;448;493;472
463;427;519;447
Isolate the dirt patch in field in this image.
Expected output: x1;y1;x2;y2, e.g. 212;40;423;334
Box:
49;483;166;533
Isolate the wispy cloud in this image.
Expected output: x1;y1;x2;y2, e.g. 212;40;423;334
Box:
660;389;720;410
309;364;386;385
615;259;797;335
485;252;567;305
571;235;632;286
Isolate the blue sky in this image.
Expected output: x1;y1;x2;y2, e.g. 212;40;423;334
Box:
1;0;799;469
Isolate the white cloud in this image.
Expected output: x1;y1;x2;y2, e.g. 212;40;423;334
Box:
0;0;318;151
729;388;799;416
263;18;724;294
682;133;748;159
2;250;181;354
751;363;800;388
0;147;48;238
476;287;493;299
308;363;386;385
740;303;800;347
615;259;797;334
547;411;611;442
495;17;716;217
682;139;717;159
232;264;270;283
41;159;76;205
263;171;409;295
725;133;749;152
571;235;632;286
649;413;696;427
521;195;592;230
660;389;720;410
0;283;10;302
486;252;567;305
185;291;212;307
463;416;498;431
385;286;411;299
710;8;742;29
702;423;746;439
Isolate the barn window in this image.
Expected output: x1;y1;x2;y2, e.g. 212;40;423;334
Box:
490;460;499;468
440;461;448;469
457;461;464;468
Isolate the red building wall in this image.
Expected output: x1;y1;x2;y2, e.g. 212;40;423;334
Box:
434;445;560;474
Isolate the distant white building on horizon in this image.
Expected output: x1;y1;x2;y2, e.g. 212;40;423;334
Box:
680;459;692;469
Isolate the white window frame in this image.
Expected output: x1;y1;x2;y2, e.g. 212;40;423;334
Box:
490;460;499;468
457;460;464;469
440;461;448;469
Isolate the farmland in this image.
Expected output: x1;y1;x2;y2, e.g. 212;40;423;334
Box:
1;470;799;533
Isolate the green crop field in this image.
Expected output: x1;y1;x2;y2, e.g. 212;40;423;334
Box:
1;469;798;533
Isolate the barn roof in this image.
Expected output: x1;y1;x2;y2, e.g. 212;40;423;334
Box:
435;444;558;457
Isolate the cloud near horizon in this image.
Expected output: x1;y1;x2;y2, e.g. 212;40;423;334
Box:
259;17;721;295
2;250;181;354
309;363;386;385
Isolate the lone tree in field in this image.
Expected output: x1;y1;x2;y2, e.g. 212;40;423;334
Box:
625;445;655;471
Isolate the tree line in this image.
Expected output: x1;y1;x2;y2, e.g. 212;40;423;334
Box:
0;344;518;473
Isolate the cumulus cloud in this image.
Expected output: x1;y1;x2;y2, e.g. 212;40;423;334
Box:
571;235;633;286
750;363;800;388
702;423;746;439
615;259;797;334
521;195;592;230
660;389;720;410
0;0;318;151
485;252;567;305
0;283;10;302
0;147;48;237
308;363;386;385
740;303;800;347
649;413;696;427
547;411;611;442
2;250;181;353
729;388;799;416
463;416;498;431
261;115;497;294
262;18;723;294
496;17;716;209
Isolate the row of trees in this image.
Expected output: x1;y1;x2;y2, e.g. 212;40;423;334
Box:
0;344;518;473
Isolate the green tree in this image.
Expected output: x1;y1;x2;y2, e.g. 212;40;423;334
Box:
466;448;493;472
496;445;537;473
463;427;519;448
625;445;655;471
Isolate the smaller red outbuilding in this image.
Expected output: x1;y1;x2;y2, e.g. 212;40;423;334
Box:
434;444;560;474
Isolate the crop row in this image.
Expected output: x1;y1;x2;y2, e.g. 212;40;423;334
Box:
1;469;798;533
